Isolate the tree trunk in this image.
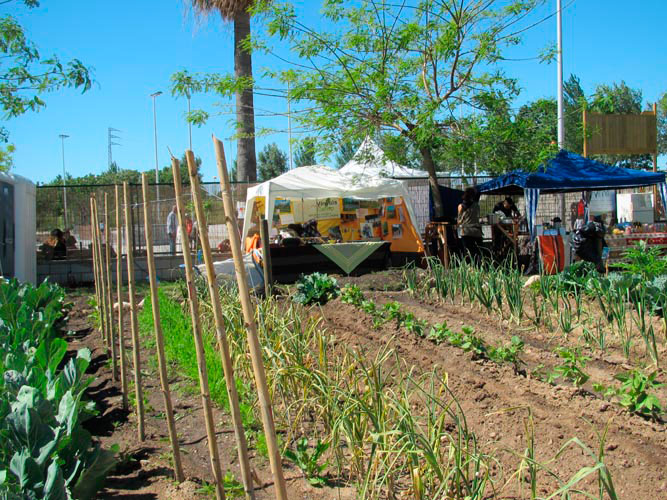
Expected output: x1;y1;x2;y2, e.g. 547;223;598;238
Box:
234;9;257;182
420;146;445;218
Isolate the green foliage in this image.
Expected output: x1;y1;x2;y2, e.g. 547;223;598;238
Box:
488;336;525;374
0;143;15;172
284;437;330;487
550;348;590;387
293;273;340;305
0;4;92;169
447;326;488;360
557;261;599;292
340;284;364;306
138;289;255;429
293;137;317;168
595;370;664;420
400;313;427;338
658;90;667;156
0;279;115;499
254;0;547;181
257;142;287;181
335;137;362;168
428;321;453;345
617;241;667;280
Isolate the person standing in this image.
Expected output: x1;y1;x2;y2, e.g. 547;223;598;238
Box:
457;187;483;263
167;205;178;255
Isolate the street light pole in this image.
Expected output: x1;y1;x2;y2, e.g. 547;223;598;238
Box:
556;0;564;149
150;91;163;217
59;134;69;229
556;0;566;221
287;81;293;171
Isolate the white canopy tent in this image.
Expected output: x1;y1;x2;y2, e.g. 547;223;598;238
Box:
241;164;423;247
339;138;427;178
339;137;450;179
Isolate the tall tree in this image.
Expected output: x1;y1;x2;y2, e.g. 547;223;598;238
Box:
658;91;667;157
257;142;287;180
258;0;547;216
190;0;258;182
335;138;361;168
563;74;586;154
0;0;92;171
293;137;316;167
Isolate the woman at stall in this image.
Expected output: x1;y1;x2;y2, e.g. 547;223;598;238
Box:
457;187;483;263
493;196;521;218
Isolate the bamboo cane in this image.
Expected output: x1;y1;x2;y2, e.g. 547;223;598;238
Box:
93;196;109;351
104;193;119;381
185;151;256;500
259;219;273;298
90;197;104;341
94;197;109;349
172;158;226;500
141;173;185;482
98;198;112;353
115;185;129;410
123;182;145;441
212;136;288;500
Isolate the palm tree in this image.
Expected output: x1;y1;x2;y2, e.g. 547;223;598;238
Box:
191;0;257;182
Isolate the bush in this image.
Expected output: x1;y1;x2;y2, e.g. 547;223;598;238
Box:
293;273;340;305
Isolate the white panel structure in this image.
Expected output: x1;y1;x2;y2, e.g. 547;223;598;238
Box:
0;172;36;284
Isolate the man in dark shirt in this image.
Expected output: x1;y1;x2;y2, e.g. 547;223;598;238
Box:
493;197;521;218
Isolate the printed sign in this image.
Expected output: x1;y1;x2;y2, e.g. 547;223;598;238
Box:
302;198;340;220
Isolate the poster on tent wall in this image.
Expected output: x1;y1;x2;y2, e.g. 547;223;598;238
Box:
589;190;615;213
302;198;341;220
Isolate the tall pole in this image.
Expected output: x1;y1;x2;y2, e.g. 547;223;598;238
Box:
287;81;293;171
151;91;163;216
556;0;566;221
59;134;69;229
556;0;564;148
187;93;193;150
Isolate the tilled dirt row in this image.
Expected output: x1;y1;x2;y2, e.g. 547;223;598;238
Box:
315;283;667;499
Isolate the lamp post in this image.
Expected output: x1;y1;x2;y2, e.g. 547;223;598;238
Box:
556;0;566;221
150;91;163;218
59;134;69;229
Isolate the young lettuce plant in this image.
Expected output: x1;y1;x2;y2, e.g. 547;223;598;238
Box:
594;370;664;421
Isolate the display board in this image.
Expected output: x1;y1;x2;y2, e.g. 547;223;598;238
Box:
249;195;423;253
585;111;657;155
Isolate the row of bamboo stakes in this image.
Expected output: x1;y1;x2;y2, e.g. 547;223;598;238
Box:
88;137;287;500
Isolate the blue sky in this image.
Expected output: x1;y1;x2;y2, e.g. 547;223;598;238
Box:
6;0;667;184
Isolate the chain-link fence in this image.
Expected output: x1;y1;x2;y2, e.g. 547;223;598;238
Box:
36;182;257;264
36;177;663;274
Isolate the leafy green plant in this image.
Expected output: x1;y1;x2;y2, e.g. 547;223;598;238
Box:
617;240;667;280
401;313;427;337
448;326;488;360
382;301;403;322
489;336;525;373
284;437;330;487
550;347;590;387
293;272;340;305
594;370;664;420
0;279;116;499
427;321;452;345
340;284;364;306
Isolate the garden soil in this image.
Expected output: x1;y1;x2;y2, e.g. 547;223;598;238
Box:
66;291;355;500
66;268;667;499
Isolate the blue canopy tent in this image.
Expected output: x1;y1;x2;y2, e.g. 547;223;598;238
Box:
477;150;667;239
